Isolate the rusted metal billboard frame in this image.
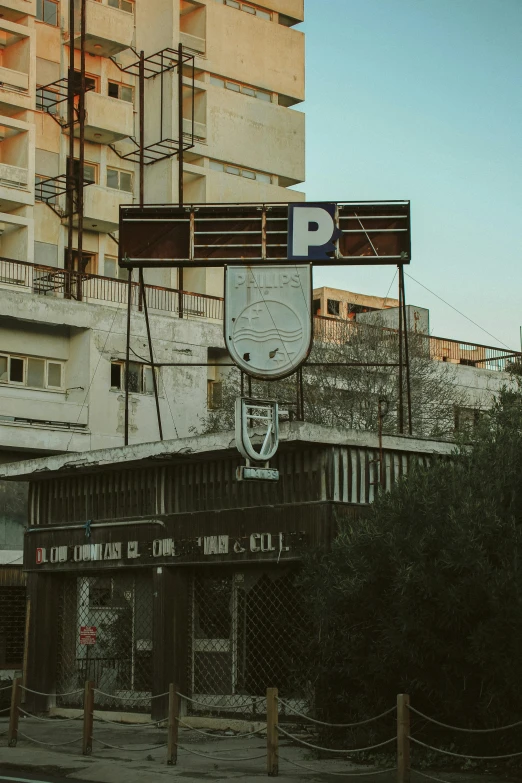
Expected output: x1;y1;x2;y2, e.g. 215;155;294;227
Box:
118;201;411;269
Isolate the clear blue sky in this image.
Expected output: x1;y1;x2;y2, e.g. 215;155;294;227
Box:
298;0;522;350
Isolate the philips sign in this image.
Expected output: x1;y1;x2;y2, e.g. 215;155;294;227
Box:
288;203;342;261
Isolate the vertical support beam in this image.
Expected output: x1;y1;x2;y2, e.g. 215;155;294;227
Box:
397;265;404;434
247;374;252;397
178;43;184;207
397;694;410;783
399;265;413;435
7;677;21;747
152;569;189;721
124;269;133;446
167;683;179;765
240;370;245;397
266;687;278;777
76;0;86;302
82;680;94;755
65;0;75;295
24;573;60;715
139;50;145;209
299;367;305;420
378;399;385;489
177;43;184;319
140;269;163;440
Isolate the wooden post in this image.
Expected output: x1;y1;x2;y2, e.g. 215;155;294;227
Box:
82;680;94;756
397;694;410;783
8;677;21;747
266;687;278;777
167;683;179;765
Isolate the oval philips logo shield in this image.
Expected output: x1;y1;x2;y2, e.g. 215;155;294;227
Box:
225;265;312;380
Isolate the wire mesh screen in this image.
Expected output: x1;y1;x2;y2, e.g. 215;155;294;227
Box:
189;569;307;715
56;573;153;711
0;586;26;669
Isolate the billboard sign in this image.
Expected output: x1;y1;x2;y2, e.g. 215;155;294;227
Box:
119;202;410;268
225;264;312;380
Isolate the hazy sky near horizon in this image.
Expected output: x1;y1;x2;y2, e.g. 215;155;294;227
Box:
298;0;521;350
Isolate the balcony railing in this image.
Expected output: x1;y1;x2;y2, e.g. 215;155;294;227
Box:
0;257;518;371
313;315;521;373
0;256;223;321
0;162;28;189
180;31;205;55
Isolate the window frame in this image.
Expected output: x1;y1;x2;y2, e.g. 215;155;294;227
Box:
0;353;65;391
110;360;159;396
106;166;133;193
108;81;134;103
36;0;59;26
107;0;134;13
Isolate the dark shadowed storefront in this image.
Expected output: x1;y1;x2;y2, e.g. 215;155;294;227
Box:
0;423;453;718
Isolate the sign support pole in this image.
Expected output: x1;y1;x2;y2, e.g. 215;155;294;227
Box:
398;265;404;434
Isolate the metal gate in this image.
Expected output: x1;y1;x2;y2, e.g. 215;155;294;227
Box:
56;573;153;710
190;569;306;714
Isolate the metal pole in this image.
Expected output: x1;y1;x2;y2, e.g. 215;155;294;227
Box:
178;43;184;206
299;366;305;420
66;0;75;296
248;374;252;397
177;44;184;316
124;269;133;446
397;265;404;434
240;370;244;397
400;265;413;435
378;399;385;488
140;269;163;440
77;0;86;301
139;50;145;208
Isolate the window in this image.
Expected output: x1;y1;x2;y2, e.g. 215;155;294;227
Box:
209;159;272;183
108;0;133;12
207;380;223;410
36;0;58;25
313;299;321;316
70;159;97;185
210;73;271;103
110;361;159;395
36;87;59;114
0;353;64;390
35;174;59;204
221;0;271;19
108;82;133;102
327;299;340;316
104;256;129;280
73;72;98;93
454;406;481;433
107;167;133;192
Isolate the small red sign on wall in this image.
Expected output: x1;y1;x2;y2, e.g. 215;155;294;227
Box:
79;626;97;645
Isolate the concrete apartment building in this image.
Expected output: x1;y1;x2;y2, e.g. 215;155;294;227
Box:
0;0;305;554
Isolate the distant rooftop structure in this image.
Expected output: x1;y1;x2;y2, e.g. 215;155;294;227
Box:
312;285;399;320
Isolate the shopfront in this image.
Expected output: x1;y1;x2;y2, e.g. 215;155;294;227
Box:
0;423;453;717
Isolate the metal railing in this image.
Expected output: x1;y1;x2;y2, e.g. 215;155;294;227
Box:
0;257;518;367
313;315;521;372
0;257;223;321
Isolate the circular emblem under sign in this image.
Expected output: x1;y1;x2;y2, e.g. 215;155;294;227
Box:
225;265;312;380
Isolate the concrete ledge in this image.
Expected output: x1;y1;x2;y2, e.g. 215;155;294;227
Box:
50;707;267;733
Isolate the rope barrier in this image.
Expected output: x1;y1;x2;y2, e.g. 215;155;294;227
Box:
277;699;396;728
410;769;457;783
0;707;10;714
18;731;83;748
0;684;13;692
409;736;522;760
93;689;168;701
177;717;267;738
279;754;396;776
93;715;163;727
277;724;396;753
408;705;522;733
176;692;239;710
177;743;266;761
20;686;84;697
18;708;83;723
94;738;167;751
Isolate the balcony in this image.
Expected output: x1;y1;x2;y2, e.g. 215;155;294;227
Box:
0;19;32;113
180;31;205;55
0;162;30;208
71;184;131;232
73;92;134;144
0;0;36;22
71;0;134;57
183;116;206;141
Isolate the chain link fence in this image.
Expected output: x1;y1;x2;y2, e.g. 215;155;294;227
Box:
0;585;25;671
56;574;153;711
189;568;308;716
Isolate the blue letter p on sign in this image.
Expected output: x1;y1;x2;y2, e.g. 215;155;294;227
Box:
288;203;341;261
